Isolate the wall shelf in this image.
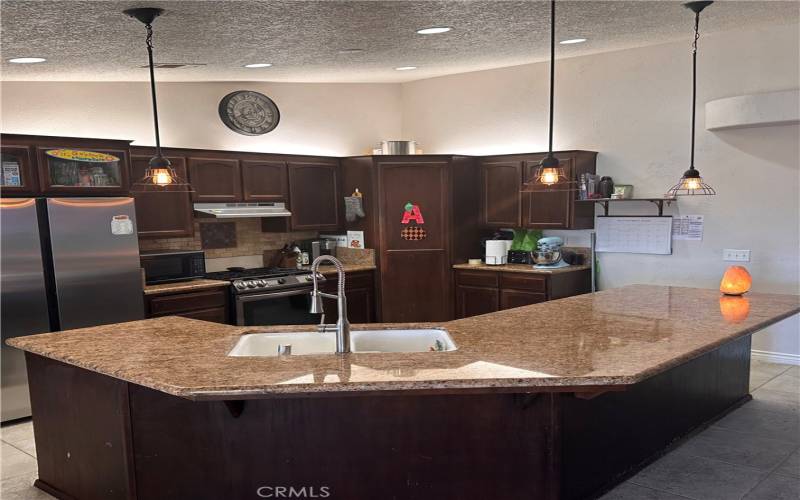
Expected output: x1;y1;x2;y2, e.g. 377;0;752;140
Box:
577;198;676;216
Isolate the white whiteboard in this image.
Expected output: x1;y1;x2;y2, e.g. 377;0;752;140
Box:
596;216;673;255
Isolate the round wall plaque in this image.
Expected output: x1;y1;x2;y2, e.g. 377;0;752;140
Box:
218;90;280;136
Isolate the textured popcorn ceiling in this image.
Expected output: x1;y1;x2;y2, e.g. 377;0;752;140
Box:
1;0;798;83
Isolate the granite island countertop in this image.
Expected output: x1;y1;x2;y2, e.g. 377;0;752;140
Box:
8;285;798;400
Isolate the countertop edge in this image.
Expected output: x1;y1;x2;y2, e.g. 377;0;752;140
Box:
143;279;230;296
452;263;591;274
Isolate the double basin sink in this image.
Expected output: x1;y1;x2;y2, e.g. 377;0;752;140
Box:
229;328;457;357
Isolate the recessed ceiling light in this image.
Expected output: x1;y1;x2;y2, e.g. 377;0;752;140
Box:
8;57;46;64
395;66;417;71
416;26;452;35
243;63;272;68
338;48;364;54
559;38;587;45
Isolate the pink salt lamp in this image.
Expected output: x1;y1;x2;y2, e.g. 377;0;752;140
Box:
719;266;752;296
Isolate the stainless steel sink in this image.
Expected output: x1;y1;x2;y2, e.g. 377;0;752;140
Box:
228;328;457;357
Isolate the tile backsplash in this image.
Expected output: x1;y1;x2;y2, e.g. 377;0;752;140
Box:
138;218;317;259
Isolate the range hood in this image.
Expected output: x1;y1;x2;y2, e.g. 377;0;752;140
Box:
193;202;292;218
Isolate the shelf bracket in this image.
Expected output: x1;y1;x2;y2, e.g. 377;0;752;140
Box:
592;198;674;217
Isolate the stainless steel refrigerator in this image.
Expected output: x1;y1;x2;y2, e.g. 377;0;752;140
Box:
1;197;144;422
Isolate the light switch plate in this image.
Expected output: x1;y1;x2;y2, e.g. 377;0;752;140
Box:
723;249;751;262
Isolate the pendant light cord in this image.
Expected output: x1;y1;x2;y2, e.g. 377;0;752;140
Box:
690;11;700;170
547;0;555;156
145;23;163;157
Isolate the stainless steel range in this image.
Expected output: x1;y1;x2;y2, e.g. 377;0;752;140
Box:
204;267;325;326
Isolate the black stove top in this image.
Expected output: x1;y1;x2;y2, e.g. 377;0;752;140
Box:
204;267;309;282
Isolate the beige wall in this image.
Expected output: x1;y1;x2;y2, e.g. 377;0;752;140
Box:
400;23;800;360
0;81;401;156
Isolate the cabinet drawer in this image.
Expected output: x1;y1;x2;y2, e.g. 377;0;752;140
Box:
500;273;546;293
148;289;227;315
322;270;374;291
456;270;499;288
500;289;547;310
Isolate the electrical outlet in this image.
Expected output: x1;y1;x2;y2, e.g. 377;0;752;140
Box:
723;249;751;262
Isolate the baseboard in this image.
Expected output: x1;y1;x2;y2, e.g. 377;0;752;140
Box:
752;349;800;366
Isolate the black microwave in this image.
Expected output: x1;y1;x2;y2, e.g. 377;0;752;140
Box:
140;250;206;285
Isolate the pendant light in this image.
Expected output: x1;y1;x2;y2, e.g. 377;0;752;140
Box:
522;0;575;192
125;8;193;193
666;1;716;197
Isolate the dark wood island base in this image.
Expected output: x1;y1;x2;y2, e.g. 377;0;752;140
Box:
26;335;751;500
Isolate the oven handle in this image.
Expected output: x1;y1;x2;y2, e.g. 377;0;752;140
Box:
234;286;315;326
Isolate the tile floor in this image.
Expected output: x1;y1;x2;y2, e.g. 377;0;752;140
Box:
1;360;798;500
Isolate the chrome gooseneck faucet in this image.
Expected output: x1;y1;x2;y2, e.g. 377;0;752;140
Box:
309;255;350;353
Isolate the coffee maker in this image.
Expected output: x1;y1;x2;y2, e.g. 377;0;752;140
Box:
311;239;337;261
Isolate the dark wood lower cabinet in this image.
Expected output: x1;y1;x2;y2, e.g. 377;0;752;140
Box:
144;287;229;324
24;335;752;500
500;289;546;309
320;270;375;324
455;268;590;319
456;286;500;318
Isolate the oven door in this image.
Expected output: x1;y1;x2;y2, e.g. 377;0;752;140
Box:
234;288;319;326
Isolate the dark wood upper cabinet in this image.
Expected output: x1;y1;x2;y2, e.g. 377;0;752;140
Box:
35;146;131;196
130;155;194;239
188;157;242;203
241;160;288;202
480;160;522;227
0;145;38;196
522;156;574;229
287;161;340;230
522;151;597;229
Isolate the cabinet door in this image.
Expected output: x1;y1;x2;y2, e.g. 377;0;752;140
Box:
500;289;546;310
188;157;242;202
130;155;194;239
36;146;130;195
242;160;288;202
456;285;500;319
522;156;574;229
287;161;340;230
0;145;38;195
480;160;522;227
320;271;374;324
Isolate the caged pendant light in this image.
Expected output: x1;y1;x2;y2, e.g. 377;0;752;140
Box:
125;7;193;193
522;0;576;193
666;1;716;197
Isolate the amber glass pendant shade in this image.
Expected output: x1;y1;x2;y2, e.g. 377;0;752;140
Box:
131;155;194;193
521;156;577;193
719;265;752;296
151;168;173;185
666;168;716;196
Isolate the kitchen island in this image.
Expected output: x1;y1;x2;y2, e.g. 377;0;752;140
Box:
8;285;799;500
